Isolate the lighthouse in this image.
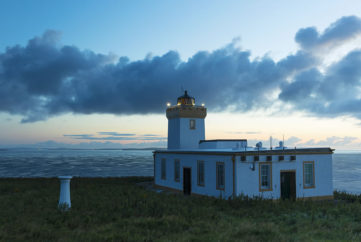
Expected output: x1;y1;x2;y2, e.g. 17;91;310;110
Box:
166;91;207;149
154;91;333;200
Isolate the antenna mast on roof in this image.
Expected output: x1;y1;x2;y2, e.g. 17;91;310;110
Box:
270;136;272;150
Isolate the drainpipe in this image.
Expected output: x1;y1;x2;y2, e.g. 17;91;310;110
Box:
232;155;236;198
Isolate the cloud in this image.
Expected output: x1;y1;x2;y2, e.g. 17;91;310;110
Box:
295;16;361;51
97;132;136;136
0;140;166;149
300;136;359;147
226;131;261;135
247;136;302;148
247;136;361;149
279;50;361;118
279;68;322;102
1;16;361;123
64;133;166;141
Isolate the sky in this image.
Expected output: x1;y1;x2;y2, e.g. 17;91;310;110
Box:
1;0;361;150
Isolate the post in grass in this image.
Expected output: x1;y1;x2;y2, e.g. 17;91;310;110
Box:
58;176;72;211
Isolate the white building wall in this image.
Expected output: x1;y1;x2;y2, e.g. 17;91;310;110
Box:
154;152;333;200
154;153;234;198
236;154;333;199
167;119;180;149
199;140;247;149
168;118;205;149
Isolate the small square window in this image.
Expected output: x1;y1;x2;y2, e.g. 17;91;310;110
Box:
266;156;272;161
291;156;296;161
241;156;246;162
254;156;259;162
278;156;284;161
189;119;196;130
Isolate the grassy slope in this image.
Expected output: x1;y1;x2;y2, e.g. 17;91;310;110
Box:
0;177;360;241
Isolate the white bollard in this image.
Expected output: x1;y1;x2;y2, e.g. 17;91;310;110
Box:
58;176;72;210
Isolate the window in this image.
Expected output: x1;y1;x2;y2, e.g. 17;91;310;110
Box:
303;161;315;188
278;156;284;161
216;162;225;190
197;160;205;186
161;158;166;180
266;156;272;161
290;155;296;161
241;156;246;162
189;119;196;130
254;156;259;162
259;163;272;191
174;159;180;182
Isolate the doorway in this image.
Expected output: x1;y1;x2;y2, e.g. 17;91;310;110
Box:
183;167;191;195
281;171;296;200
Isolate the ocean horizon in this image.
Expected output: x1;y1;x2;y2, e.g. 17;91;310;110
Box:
0;148;360;194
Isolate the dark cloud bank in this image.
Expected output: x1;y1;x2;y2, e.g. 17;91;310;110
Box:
1;16;361;123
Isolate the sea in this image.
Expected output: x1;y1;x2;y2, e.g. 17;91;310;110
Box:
0;149;360;194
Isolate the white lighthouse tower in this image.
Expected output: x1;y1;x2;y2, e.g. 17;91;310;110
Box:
166;91;207;149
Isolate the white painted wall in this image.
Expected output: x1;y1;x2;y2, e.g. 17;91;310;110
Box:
236;154;333;199
154;152;333;199
154;153;234;198
167;118;205;149
199;140;247;149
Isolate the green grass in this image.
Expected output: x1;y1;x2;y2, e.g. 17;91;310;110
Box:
0;177;360;241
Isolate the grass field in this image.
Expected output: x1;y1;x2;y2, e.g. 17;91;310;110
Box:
0;177;360;241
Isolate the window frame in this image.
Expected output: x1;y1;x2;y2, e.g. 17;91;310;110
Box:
197;160;205;186
259;162;272;192
174;159;180;182
189;119;196;130
161;158;166;180
303;161;315;189
216;162;225;190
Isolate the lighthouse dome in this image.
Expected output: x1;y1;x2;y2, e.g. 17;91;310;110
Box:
177;90;195;106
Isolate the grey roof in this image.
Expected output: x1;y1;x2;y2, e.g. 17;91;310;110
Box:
153;147;334;155
199;139;247;143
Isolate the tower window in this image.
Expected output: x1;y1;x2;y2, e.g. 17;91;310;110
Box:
190;119;196;130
